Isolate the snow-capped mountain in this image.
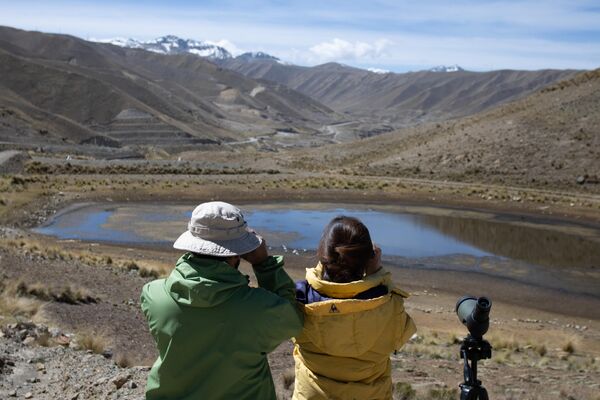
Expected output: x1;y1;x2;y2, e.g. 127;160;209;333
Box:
93;35;233;60
93;35;287;63
429;65;465;72
235;52;280;62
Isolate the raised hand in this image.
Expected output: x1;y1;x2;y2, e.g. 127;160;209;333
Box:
242;234;269;266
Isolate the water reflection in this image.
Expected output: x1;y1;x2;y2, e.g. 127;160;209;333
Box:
416;214;600;269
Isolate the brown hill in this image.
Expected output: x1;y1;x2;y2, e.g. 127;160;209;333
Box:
221;58;577;127
0;26;341;152
284;69;600;192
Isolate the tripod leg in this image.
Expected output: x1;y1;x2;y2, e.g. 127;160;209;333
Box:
479;387;489;400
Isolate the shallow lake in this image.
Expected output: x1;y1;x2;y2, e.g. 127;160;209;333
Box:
34;202;600;298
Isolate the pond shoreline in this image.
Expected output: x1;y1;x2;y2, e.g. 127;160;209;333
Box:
31;200;600;320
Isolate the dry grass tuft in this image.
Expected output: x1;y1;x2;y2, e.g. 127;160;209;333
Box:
393;382;416;400
115;353;134;368
139;267;160;279
76;332;108;354
426;387;459;400
15;281;98;304
534;344;547;357
0;280;42;319
489;335;521;352
0;293;41;318
562;341;576;354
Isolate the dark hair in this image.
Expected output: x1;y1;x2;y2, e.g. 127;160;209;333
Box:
317;216;375;283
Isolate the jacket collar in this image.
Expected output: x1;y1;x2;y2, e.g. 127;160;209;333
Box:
305;262;393;299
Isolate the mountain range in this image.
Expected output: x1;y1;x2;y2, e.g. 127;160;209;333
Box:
0;27;582;152
95;35;574;127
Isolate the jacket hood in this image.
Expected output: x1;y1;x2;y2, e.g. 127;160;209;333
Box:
299;264;409;357
165;253;249;307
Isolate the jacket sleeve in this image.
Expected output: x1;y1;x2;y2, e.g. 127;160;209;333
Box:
393;295;417;349
252;255;297;304
252;256;304;352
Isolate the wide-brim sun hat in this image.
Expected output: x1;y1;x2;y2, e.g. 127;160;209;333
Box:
173;201;261;256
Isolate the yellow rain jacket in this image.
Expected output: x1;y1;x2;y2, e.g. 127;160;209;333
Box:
293;264;416;400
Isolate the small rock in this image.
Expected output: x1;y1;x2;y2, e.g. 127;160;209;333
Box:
35;362;45;371
24;392;33;399
69;340;81;350
576;175;586;184
102;349;113;359
23;336;36;346
8;389;17;397
127;381;138;389
94;377;108;386
49;327;62;337
55;335;71;346
111;373;132;389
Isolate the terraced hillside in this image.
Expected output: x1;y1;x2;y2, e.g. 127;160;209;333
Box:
0;26;341;152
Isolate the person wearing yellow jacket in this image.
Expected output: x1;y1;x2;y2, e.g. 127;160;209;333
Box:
293;216;416;400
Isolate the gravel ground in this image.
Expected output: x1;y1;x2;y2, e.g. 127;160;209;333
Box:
0;323;146;400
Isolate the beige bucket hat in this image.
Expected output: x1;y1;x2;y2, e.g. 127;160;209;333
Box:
173;201;260;256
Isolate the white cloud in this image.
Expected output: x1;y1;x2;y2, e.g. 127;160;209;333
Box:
367;67;390;74
309;38;391;62
206;39;244;56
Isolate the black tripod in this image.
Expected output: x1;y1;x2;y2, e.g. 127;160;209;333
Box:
459;335;492;400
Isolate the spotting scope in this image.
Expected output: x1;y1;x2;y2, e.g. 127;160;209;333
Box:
455;296;492;339
455;296;493;400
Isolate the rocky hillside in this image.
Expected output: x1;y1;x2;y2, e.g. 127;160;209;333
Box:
0;26;341;152
221;58;577;126
285;69;600;192
92;33;577;134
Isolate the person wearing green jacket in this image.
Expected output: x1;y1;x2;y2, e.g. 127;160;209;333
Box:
140;201;303;400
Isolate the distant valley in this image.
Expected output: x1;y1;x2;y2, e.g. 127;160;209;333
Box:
0;27;578;154
1;27;598;192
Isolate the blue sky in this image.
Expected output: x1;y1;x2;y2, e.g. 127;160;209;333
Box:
1;0;599;72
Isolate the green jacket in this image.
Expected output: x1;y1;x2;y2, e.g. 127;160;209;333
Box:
140;253;303;400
